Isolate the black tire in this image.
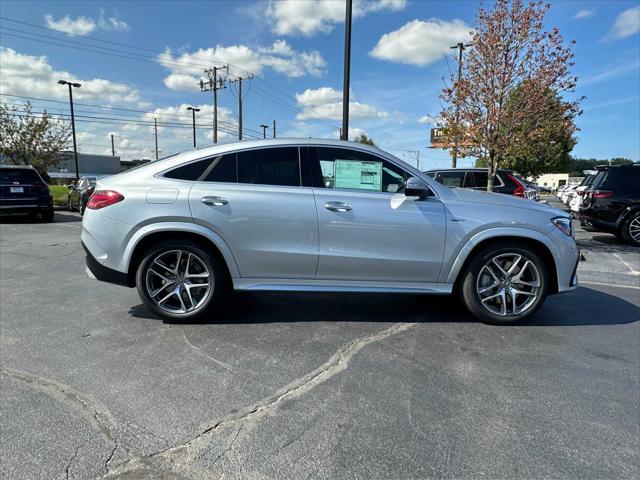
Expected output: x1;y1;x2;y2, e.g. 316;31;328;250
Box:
460;242;549;325
135;240;229;322
40;208;54;223
621;211;640;247
79;201;86;216
67;196;73;211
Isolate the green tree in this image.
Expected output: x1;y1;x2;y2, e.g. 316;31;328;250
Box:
354;133;375;146
0;102;71;177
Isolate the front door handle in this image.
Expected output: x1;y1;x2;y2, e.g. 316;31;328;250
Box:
201;196;229;206
325;201;352;212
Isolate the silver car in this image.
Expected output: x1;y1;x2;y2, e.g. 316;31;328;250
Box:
81;139;579;324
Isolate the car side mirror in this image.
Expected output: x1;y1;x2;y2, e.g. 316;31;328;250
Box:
405;177;431;199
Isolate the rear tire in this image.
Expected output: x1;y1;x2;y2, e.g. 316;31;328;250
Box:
621;212;640;247
136;240;229;322
460;242;549;325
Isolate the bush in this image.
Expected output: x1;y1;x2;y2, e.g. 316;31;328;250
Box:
49;185;69;208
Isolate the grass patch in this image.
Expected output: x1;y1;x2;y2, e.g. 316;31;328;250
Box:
49;185;69;208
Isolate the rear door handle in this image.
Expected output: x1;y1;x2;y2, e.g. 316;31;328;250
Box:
325;201;352;212
201;196;229;206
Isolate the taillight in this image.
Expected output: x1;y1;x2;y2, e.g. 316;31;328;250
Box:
507;174;525;197
87;190;124;210
592;190;613;199
32;183;49;192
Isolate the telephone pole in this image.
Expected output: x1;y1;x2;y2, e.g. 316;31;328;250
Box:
229;74;254;141
110;134;115;156
406;150;420;170
200;65;228;144
340;0;353;141
154;118;159;160
449;41;472;168
272;120;276;138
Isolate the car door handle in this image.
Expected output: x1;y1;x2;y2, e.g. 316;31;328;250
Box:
201;196;229;206
325;201;352;212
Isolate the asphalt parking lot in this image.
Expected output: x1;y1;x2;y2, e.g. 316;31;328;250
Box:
1;205;638;480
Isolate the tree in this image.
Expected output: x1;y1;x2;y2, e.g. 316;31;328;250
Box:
0;102;71;177
440;0;582;191
354;133;375;146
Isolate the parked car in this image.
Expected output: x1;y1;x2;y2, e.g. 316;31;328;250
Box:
0;165;54;222
68;176;98;214
579;164;640;246
560;184;578;205
82;139;579;325
424;168;538;200
569;171;598;213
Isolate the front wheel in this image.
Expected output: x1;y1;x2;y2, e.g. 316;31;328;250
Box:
460;243;549;325
136;240;228;322
621;212;640;247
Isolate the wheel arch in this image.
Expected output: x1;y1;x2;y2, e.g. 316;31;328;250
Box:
447;232;559;295
123;223;240;287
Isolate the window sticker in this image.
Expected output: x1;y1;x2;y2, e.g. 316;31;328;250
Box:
334;160;382;191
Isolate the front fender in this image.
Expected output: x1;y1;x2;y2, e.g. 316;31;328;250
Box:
119;221;240;278
443;226;562;284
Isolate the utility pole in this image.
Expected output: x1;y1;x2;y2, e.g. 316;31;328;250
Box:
110;134;115;156
58;80;81;182
154;118;159;160
272;120;276;138
229;74;253;141
259;124;269;139
200;65;228;144
340;0;353;141
449;42;472;168
406;150;420;170
186;106;200;148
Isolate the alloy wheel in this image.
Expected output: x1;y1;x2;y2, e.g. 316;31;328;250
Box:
629;216;640;243
476;253;541;317
144;249;212;315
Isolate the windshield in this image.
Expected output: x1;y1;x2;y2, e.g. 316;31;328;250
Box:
0;168;42;184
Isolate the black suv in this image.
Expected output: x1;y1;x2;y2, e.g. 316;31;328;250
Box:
0;165;54;222
424;168;537;200
579;164;640;246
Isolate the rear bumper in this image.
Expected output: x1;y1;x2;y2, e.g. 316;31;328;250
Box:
0;204;52;215
82;241;130;287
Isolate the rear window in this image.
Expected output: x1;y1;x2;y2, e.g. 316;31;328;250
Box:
202;155;237;183
601;167;640;191
164;158;214;181
0;168;42;184
435;171;465;187
237;147;300;187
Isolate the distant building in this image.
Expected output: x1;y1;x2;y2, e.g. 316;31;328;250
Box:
120;159;152;172
48;151;121;182
533;173;569;190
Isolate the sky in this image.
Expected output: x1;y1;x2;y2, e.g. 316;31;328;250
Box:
1;0;639;168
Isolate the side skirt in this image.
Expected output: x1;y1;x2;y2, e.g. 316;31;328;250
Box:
233;278;453;294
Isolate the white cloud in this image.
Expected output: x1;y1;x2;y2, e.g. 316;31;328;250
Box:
44;12;129;36
295;87;387;121
573;10;594;20
142;103;235;136
267;0;406;36
0;47;141;104
158;40;326;90
418;115;440;125
608;6;640;39
370;18;471;66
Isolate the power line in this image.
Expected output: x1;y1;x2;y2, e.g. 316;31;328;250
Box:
0;18;337;125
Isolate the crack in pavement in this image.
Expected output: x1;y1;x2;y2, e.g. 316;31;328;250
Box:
65;445;80;480
180;328;235;372
0;367;132;471
103;322;416;478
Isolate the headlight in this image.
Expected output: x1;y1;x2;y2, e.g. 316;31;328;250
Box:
552;216;573;237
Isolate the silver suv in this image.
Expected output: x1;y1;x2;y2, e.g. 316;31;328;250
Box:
81;139;579;324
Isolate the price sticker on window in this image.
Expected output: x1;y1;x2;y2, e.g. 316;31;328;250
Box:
334;160;382;191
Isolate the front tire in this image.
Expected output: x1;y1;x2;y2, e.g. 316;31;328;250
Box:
460;243;549;325
136;240;228;322
621;212;640;247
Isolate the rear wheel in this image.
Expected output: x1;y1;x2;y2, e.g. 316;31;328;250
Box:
136;240;228;322
461;243;549;325
621;212;640;247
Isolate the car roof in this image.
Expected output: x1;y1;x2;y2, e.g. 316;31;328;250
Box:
0;164;36;170
423;167;514;173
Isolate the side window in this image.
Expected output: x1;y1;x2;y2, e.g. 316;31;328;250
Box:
435;171;465;187
472;171;488;188
237;147;300;187
202;154;237;183
463;172;475;188
164;158;214;181
312;147;407;193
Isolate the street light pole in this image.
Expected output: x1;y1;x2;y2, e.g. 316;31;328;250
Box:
340;0;353;141
186;106;200;148
449;42;472;168
259;124;269;138
58;80;81;182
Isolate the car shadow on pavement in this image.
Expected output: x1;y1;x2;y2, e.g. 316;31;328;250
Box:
0;212;81;224
128;286;639;327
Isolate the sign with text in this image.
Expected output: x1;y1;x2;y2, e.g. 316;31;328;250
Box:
334;160;382;191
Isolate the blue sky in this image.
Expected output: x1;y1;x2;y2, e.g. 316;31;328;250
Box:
1;0;638;167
